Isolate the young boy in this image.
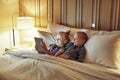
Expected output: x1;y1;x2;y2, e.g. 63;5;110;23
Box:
36;31;72;57
60;32;88;62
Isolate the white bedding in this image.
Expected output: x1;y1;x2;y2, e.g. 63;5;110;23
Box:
0;50;120;80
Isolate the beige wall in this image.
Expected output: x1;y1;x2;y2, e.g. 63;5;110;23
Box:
0;0;19;54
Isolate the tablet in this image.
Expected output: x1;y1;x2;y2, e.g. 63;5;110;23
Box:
34;37;45;54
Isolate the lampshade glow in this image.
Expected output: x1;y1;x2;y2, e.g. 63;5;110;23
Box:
17;17;34;29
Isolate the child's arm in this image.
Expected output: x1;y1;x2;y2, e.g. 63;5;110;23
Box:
48;44;55;52
54;48;65;57
41;42;53;55
59;55;69;59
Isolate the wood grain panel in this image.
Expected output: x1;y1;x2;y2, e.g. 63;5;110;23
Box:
35;0;40;27
76;0;82;28
19;0;35;16
82;0;93;29
119;0;120;30
94;0;100;30
99;0;112;30
61;0;67;25
53;0;60;24
19;0;120;30
67;0;76;27
40;0;48;27
48;0;53;23
116;0;120;30
78;0;83;29
110;0;119;30
19;0;26;15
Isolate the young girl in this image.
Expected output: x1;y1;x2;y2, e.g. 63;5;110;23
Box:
36;31;72;57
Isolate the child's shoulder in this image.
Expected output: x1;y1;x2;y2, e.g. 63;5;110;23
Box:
65;41;74;49
66;41;73;46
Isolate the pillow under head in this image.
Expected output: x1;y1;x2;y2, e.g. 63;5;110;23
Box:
85;33;120;69
47;23;71;33
37;30;56;47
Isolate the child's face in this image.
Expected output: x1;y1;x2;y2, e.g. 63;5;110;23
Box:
73;33;85;47
55;34;67;47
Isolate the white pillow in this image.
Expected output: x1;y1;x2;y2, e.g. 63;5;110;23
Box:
37;30;56;47
47;23;71;33
69;28;92;41
70;28;93;37
85;33;120;69
86;30;108;37
47;23;93;40
47;23;75;40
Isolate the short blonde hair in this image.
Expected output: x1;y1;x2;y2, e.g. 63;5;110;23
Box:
57;31;70;41
76;32;88;43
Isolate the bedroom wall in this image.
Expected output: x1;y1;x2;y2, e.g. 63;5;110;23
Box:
0;0;19;54
19;0;120;31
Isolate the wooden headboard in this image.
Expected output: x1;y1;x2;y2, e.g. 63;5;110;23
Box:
19;0;120;31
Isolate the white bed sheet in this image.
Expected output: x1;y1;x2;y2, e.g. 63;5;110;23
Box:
0;50;120;80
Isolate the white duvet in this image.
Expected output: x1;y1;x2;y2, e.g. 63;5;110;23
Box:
0;50;120;80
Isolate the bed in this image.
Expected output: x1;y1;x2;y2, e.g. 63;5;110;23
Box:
0;23;120;80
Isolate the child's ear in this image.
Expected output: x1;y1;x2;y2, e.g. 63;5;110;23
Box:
82;40;85;44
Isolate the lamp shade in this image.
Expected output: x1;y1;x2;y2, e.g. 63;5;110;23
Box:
17;17;34;29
